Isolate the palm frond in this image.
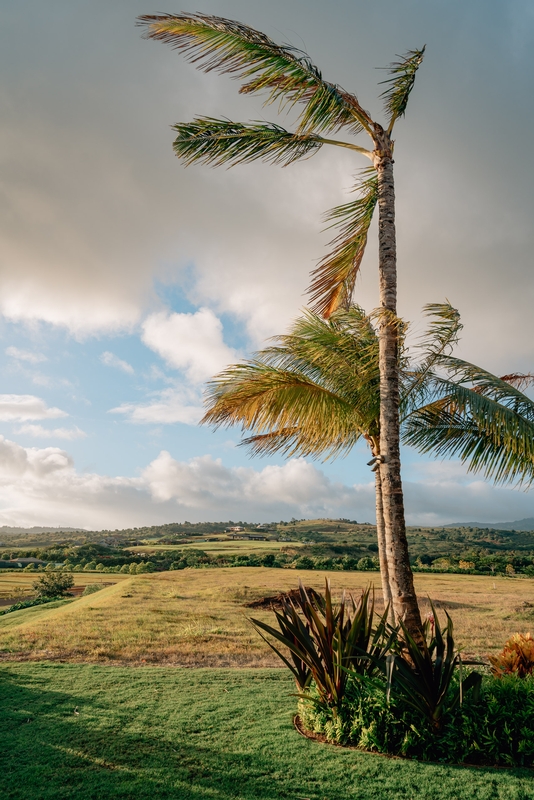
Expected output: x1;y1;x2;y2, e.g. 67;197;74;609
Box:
202;361;370;460
402;302;462;411
202;307;381;459
403;379;534;486
173;117;325;167
137;13;372;135
308;170;378;318
500;373;534;391
438;357;534;422
379;47;425;132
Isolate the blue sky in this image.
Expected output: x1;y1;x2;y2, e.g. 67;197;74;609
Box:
1;0;534;528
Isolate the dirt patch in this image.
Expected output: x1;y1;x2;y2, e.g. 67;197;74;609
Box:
245;587;317;609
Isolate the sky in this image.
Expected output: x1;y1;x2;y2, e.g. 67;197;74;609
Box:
1;0;534;529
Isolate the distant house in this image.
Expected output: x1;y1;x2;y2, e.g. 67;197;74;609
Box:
226;526;245;532
229;533;267;541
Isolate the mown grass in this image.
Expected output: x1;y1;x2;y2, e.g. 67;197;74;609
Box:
0;568;533;665
2;662;533;800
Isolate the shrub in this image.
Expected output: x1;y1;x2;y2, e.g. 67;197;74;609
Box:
33;571;74;598
0;595;66;616
300;673;534;766
379;603;481;730
489;633;534;678
82;584;104;596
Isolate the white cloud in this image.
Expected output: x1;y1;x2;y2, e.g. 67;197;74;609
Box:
110;388;203;426
6;346;47;364
141;308;238;384
0;434;533;530
0;394;67;422
142;452;368;516
100;351;134;375
15;424;87;441
0;435;72;479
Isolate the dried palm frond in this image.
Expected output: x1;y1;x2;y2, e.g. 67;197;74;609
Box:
308;170;378;318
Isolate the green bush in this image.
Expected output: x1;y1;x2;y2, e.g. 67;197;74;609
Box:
0;595;65;616
82;584;104;596
299;672;534;767
32;571;74;598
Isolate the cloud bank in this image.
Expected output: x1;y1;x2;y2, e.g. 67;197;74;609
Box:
0;434;533;530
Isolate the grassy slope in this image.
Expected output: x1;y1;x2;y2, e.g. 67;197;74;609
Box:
2;662;533;800
0;571;129;602
1;569;534;664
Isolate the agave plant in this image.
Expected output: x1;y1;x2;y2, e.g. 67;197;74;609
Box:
383;601;482;730
250;582;392;713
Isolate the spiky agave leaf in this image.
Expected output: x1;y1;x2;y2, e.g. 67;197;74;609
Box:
172;118;326;167
308;170;378;318
138;13;372;135
379;47;425;133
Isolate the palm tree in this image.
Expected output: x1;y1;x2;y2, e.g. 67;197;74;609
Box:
138;13;425;634
202;302;534;616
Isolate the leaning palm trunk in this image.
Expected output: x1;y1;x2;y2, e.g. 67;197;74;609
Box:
374;130;424;637
139;13;427;641
374;461;394;618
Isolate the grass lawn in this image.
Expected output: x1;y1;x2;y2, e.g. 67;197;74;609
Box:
2;662;533;800
1;569;533;665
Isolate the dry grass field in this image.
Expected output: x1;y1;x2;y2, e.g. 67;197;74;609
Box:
0;568;533;666
0;570;129;604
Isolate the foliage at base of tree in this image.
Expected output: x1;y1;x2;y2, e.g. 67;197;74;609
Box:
299;673;534;767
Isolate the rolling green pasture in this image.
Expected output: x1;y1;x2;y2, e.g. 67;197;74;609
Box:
127;540;303;555
1;568;533;665
2;663;533;800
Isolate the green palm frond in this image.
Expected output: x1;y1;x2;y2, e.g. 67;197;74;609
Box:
202;307;381;460
379;47;425;133
402;392;534;486
402;302;462;411
138;13;372;135
172;118;326;167
308;170;378;318
438;357;534;422
202;361;367;460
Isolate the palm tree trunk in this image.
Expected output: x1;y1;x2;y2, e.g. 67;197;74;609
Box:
373;126;424;642
374;464;394;620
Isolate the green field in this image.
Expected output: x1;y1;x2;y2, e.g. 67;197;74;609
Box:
2;662;533;800
127;539;303;555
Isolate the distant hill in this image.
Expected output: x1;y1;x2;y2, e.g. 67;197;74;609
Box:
445;518;534;531
0;526;82;534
